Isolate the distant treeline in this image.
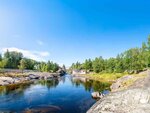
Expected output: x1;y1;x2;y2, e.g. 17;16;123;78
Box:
70;36;150;74
0;50;60;72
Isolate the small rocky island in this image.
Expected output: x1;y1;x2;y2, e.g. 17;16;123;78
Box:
0;69;66;86
87;71;150;113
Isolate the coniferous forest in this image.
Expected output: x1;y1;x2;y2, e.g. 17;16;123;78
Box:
70;36;150;74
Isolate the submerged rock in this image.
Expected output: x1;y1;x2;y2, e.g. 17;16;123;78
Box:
22;105;61;113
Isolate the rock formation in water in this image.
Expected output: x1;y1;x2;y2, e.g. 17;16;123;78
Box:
0;69;66;86
87;71;150;113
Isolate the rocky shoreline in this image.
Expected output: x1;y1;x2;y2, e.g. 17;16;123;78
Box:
87;71;150;113
0;70;66;86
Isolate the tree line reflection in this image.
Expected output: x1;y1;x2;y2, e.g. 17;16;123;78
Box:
0;76;111;96
71;77;111;92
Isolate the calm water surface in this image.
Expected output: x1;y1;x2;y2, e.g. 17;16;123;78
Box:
0;74;110;113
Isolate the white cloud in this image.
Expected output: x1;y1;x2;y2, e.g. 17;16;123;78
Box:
1;47;50;61
37;40;44;46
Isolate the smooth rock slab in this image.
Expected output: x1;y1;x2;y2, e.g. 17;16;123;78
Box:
0;77;14;84
87;88;150;113
110;75;134;92
0;79;9;85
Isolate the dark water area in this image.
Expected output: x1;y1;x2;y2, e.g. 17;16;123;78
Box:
0;74;110;113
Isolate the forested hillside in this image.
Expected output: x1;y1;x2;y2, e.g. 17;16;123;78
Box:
70;36;150;74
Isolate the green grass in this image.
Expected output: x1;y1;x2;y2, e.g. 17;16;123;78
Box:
82;73;126;82
121;72;147;87
79;72;147;92
82;71;147;83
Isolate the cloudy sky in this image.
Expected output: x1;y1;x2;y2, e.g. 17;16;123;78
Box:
0;0;150;66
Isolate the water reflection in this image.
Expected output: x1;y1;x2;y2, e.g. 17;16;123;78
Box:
0;76;110;96
0;75;111;113
22;105;61;113
38;79;59;89
0;82;32;96
71;76;111;92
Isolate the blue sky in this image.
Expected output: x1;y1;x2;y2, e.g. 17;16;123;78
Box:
0;0;150;66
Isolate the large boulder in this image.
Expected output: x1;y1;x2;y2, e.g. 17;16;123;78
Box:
57;68;66;76
0;77;14;84
87;88;150;113
22;105;61;113
0;79;10;85
28;74;40;79
87;71;150;113
91;92;104;99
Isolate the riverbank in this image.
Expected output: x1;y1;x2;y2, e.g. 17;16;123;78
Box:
0;69;66;86
74;71;146;84
0;74;108;113
87;71;150;113
81;73;126;82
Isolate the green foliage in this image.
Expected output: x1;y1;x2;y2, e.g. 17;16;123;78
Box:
36;61;59;72
18;59;27;72
70;62;82;70
0;50;60;72
92;57;105;73
70;36;150;74
51;63;59;72
83;59;93;71
3;50;23;69
105;58;116;73
0;54;2;61
23;58;36;70
0;59;7;68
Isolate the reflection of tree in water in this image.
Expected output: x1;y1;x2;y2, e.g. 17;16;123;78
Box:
91;80;111;92
0;79;60;96
74;80;81;88
59;76;66;84
71;78;81;88
38;79;59;89
84;80;93;92
0;82;32;96
71;78;111;92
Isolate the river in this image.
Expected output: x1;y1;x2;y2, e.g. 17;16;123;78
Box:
0;74;110;113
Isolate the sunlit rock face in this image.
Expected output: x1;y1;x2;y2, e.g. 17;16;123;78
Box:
87;72;150;113
87;88;150;113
